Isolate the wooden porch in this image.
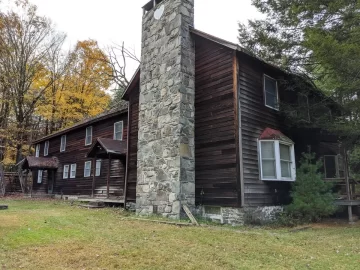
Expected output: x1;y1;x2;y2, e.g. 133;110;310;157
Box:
86;138;128;202
62;196;125;204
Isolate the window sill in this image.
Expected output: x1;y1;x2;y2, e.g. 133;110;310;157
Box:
265;104;280;111
261;178;296;182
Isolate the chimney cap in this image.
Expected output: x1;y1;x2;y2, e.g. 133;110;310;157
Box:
142;0;163;12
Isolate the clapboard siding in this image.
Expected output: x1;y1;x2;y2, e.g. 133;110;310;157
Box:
194;37;238;207
32;170;48;194
127;85;140;202
238;53;292;206
36;113;128;196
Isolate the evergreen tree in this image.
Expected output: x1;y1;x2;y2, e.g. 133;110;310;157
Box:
238;0;360;137
286;153;337;222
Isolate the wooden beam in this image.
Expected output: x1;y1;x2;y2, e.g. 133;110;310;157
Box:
183;205;199;226
51;170;55;194
107;154;111;198
343;147;354;223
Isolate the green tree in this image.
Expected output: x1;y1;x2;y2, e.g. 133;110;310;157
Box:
238;0;360;136
286;153;337;222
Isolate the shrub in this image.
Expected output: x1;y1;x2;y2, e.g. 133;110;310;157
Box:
285;152;337;223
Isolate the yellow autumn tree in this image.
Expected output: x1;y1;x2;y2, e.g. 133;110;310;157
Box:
36;40;111;133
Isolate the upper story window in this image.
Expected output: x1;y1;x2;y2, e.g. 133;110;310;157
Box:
35;144;40;157
85;126;93;146
44;141;49;156
324;155;344;179
84;161;92;177
60;135;66;152
264;75;279;110
70;164;77;179
258;128;296;181
114;121;123;141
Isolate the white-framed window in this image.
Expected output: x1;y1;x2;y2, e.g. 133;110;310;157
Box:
95;160;102;176
264;75;279;110
35;144;40;157
63;165;69;179
258;140;296;181
37;170;43;184
85;126;93;146
114;121;123;141
70;164;77;179
324;155;344;179
60;135;66;152
84;161;92;177
44;141;49;156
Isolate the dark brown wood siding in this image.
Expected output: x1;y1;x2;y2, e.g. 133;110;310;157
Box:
127;86;140;202
32;169;49;194
194;37;238;207
35;113;128;196
238;53;292;206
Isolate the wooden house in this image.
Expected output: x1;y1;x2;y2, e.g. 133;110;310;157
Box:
25;108;129;201
22;0;356;224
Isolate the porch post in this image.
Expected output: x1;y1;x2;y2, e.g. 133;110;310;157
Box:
107;154;111;198
91;156;96;198
344;147;353;223
51;170;55;194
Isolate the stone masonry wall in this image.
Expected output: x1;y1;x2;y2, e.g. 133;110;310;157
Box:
136;0;195;218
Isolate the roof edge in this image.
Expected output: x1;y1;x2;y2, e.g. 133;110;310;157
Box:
32;108;128;144
190;27;288;74
122;67;140;101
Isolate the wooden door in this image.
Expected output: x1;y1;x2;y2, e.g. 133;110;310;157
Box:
48;170;54;194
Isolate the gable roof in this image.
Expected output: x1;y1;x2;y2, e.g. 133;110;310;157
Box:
86;138;127;158
190;28;287;74
122;67;140;101
17;156;59;170
120;27;288;101
32;106;128;145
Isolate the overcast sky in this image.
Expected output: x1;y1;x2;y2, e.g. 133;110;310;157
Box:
16;0;263;76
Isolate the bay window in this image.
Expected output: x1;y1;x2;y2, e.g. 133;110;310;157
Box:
258;140;296;181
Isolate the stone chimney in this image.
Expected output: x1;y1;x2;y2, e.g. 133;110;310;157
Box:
137;0;195;218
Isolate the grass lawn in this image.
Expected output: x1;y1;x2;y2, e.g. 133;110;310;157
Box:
0;199;360;270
